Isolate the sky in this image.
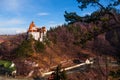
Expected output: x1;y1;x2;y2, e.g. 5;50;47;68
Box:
0;0;119;34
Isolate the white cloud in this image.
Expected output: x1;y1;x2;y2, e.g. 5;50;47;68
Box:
47;21;63;27
0;28;27;35
37;12;49;16
0;0;26;13
6;0;19;11
16;29;26;34
0;0;21;11
0;18;25;27
0;17;27;34
47;22;63;28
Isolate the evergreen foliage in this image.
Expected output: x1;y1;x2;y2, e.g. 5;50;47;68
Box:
64;0;120;23
15;39;34;58
43;35;51;46
64;11;82;24
34;41;45;53
109;69;120;78
15;34;47;57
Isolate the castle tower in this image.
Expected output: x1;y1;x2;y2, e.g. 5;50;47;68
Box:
28;21;36;32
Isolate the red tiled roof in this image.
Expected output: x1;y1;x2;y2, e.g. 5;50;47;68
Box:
28;21;46;32
28;21;36;32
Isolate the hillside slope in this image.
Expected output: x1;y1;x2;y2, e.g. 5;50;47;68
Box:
0;17;120;79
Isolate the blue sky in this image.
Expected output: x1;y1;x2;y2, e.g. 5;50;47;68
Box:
0;0;119;34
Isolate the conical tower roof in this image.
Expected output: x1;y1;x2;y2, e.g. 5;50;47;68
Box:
28;21;36;32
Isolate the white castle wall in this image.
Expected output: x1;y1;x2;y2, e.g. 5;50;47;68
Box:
29;32;46;42
40;33;43;42
29;32;39;41
39;32;46;42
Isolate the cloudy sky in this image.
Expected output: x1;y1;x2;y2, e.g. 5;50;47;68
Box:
0;0;119;34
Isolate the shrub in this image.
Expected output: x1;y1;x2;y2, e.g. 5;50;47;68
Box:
34;41;45;53
109;69;120;78
15;39;34;58
43;35;51;46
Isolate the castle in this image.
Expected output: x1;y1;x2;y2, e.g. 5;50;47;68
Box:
27;21;47;42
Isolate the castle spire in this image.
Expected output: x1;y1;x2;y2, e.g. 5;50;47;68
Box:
28;21;36;32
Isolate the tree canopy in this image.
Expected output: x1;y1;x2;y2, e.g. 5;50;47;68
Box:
77;0;120;10
64;0;120;24
64;11;82;24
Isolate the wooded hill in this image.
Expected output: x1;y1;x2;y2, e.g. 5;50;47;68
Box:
0;11;120;80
